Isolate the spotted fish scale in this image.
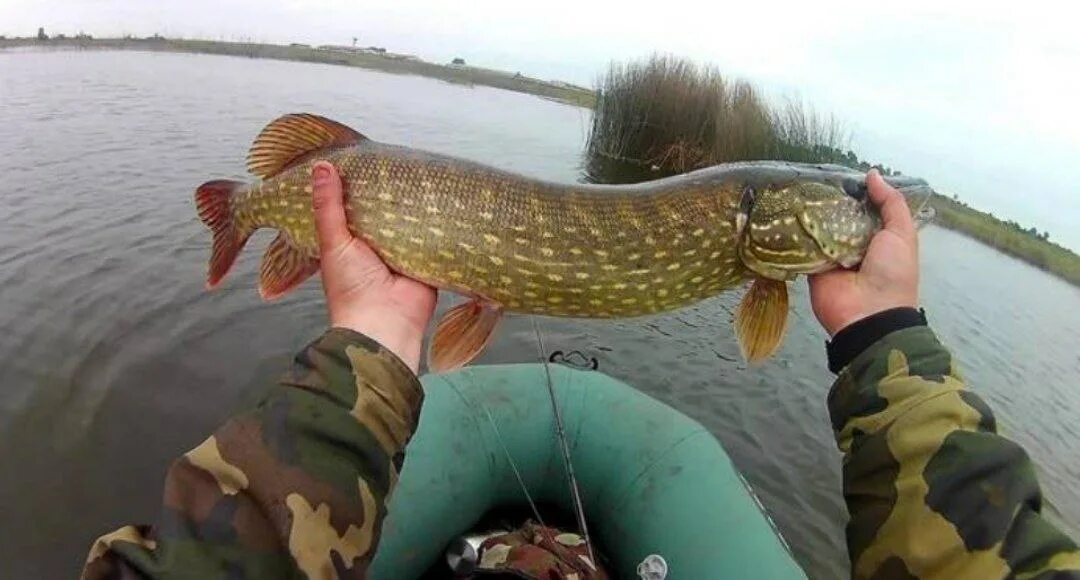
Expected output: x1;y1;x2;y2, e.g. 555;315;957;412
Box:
195;114;934;370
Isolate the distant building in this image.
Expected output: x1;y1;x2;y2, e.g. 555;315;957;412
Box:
365;46;386;53
37;27;48;40
451;57;465;66
289;43;310;48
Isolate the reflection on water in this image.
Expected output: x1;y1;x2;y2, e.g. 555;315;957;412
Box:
0;50;1077;579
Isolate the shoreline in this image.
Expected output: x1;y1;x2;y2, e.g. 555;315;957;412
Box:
929;196;1080;287
0;37;596;108
4;37;1077;286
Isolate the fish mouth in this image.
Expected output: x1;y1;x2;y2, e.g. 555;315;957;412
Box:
793;180;936;271
735;175;936;280
873;174;936;227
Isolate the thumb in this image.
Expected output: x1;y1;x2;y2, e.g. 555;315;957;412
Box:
311;161;352;254
866;169;915;239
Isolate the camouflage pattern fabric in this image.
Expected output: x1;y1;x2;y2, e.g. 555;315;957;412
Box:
475;521;608;580
82;324;1080;579
829;326;1080;579
82;328;423;580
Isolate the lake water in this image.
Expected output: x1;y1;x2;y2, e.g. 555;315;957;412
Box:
1;50;1077;579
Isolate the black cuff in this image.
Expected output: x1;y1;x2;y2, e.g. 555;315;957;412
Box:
826;307;928;373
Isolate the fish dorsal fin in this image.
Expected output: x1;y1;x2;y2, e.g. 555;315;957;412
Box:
735;277;790;363
246;113;366;179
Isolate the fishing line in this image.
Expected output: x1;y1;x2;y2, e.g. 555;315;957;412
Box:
444;371;548;530
448;368;596;576
531;316;596;566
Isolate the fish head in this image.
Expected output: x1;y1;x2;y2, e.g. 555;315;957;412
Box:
736;176;933;280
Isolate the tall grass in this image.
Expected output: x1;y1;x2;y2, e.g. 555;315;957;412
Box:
585;54;848;178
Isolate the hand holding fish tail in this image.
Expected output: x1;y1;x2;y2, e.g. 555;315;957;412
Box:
311;160;436;372
808;169;920;337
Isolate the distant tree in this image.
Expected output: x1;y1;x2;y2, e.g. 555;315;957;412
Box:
451;57;465;65
37;27;48;40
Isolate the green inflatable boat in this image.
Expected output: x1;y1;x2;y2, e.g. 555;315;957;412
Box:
370;363;804;578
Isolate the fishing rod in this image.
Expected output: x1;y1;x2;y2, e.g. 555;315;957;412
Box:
532;317;596;567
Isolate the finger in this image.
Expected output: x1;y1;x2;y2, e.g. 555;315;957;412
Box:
311;161;353;254
310;160;388;288
866;169;915;238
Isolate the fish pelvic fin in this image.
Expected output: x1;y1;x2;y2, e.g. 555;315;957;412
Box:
735;277;790;363
428;299;503;373
258;233;320;301
195;179;252;290
246;113;367;179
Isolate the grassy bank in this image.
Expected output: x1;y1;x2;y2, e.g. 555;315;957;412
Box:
929;196;1080;285
0;36;596;108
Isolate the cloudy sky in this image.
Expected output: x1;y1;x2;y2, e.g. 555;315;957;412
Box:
3;0;1078;249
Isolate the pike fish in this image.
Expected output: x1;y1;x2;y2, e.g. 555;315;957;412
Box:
195;114;933;371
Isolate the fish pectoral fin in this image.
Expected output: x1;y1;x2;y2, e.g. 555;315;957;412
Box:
428;299;503;373
247;113;367;179
258;233;320;301
734;277;790;363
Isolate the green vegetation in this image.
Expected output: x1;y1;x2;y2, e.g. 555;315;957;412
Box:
0;35;596;108
585;55;848;176
930;195;1080;285
584;54;1080;286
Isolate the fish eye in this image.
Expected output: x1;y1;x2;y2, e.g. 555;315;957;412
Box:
841;178;867;201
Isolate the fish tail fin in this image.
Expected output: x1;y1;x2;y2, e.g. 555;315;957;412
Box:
195;179;251;289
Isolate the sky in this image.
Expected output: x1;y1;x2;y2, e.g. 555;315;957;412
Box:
3;0;1078;250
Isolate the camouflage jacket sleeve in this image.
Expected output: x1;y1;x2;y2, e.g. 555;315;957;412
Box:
82;328;424;580
828;324;1080;579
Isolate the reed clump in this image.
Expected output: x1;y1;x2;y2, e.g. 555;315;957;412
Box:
585;54;848;176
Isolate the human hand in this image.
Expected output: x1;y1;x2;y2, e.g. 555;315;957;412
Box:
809;169;919;336
312;161;437;372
